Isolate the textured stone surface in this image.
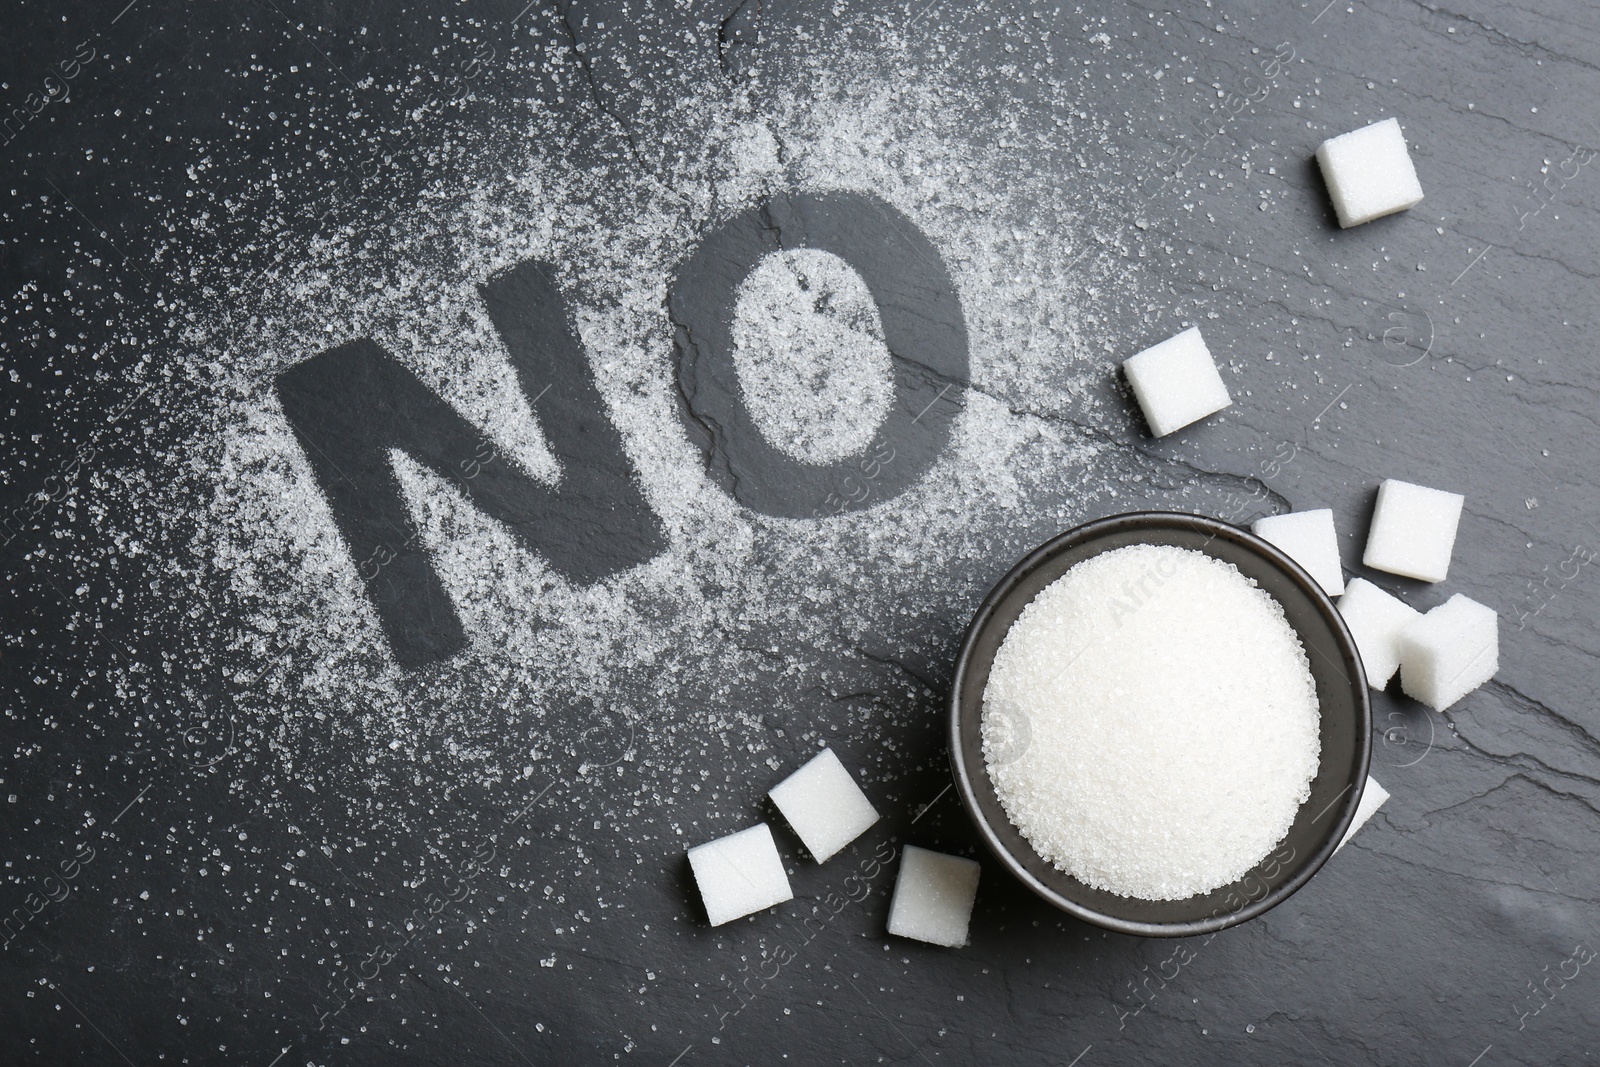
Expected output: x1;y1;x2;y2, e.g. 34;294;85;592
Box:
2;1;1599;1065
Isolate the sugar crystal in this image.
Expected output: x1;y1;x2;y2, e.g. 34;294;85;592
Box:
1253;508;1345;596
1121;327;1232;438
768;748;879;863
1396;594;1498;711
886;845;981;948
688;823;793;926
1315;118;1424;228
1363;478;1464;583
1336;577;1421;688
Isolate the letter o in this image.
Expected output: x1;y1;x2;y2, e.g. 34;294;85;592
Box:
670;190;968;517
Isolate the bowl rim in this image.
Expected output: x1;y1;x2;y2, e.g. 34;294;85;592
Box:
947;510;1372;938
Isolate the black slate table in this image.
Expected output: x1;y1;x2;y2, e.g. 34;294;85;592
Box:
3;1;1598;1064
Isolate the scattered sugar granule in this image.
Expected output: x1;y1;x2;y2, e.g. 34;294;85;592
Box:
1336;577;1422;688
768;747;879;863
1121;326;1233;437
1363;478;1464;583
886;845;981;948
1333;776;1390;853
1396;594;1498;711
1253;508;1346;596
687;824;793;926
982;544;1320;900
1315;117;1424;228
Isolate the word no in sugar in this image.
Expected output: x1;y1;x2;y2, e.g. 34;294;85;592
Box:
276;190;971;666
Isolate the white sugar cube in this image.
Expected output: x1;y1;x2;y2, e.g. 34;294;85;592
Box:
1362;478;1464;583
1397;594;1498;711
688;823;792;926
1316;118;1424;228
886;845;980;948
1337;577;1423;688
1334;776;1390;853
1122;326;1233;437
768;748;879;863
1253;508;1346;596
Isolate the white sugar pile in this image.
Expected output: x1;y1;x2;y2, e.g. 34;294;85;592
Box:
982;544;1320;900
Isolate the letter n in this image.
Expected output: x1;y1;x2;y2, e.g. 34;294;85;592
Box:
275;259;665;666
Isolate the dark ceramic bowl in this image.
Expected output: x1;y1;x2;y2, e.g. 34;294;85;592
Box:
948;511;1371;937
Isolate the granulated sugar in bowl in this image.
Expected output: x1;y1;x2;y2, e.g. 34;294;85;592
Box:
980;543;1321;901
